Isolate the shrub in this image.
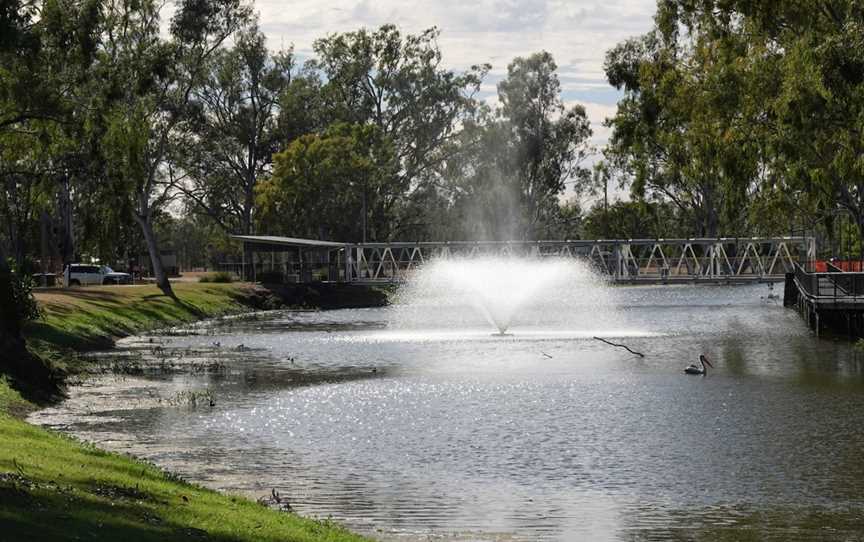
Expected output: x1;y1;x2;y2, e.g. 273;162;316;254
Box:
7;259;40;323
198;271;234;283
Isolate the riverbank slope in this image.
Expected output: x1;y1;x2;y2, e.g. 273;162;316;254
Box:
1;282;375;541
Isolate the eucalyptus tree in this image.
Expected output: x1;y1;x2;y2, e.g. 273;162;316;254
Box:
605;0;864;241
0;0;64;391
437;52;591;240
757;1;864;244
604;25;766;237
435;113;524;240
256;123;397;242
276;71;329;143
497;51;592;238
0;0;104;271
309;24;489;239
178;24;293;236
98;0;252;296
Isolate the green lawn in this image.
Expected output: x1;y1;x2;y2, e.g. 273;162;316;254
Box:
27;282;255;353
0;397;368;541
1;284;372;541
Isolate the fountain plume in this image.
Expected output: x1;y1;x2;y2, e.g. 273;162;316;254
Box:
392;256;614;335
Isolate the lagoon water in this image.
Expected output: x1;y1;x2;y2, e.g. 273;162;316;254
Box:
31;283;864;541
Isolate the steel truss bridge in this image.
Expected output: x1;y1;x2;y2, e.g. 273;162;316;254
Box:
233;235;815;284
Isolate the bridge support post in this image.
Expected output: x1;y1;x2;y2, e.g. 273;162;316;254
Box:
807;237;817;264
343;245;352;282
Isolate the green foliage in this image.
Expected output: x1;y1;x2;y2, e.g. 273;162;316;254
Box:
582;200;683;240
198;271;234;283
258;123;397;241
605;0;864;248
498;52;592;237
311;24;488;188
302;24;490;241
604;25;761;236
7;258;39;324
431;52;592;240
180;24;294;235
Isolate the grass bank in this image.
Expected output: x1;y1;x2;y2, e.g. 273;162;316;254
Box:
0;399;367;541
27;282;258;354
1;283;372;541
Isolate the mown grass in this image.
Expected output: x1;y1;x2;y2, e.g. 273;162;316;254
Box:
0;394;368;541
0;377;35;419
2;284;372;541
25;283;253;354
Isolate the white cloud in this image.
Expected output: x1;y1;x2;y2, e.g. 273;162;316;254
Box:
252;0;654;151
579;101;617;146
255;0;654;78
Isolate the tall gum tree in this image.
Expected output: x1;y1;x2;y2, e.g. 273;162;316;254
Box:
1;0;102;270
98;0;251;296
177;23;294;237
606;0;864;241
497;51;592;239
604;25;764;237
309;24;488;240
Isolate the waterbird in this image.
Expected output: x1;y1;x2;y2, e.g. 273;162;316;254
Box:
684;354;713;375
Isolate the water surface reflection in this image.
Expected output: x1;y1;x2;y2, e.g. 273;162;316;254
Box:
31;284;864;540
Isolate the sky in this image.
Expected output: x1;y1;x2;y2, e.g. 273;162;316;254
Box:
253;0;658;154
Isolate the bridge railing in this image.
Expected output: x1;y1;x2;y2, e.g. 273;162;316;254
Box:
348;237;815;283
794;263;864;299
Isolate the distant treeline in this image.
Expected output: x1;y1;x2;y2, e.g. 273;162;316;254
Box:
2;0;863;298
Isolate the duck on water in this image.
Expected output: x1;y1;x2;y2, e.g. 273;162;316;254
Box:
685;354;713;375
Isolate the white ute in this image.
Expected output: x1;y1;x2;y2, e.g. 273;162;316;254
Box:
64;264;133;286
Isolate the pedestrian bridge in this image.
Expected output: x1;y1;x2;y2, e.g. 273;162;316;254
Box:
232;235;815;284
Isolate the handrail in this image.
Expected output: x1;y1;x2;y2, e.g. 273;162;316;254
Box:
794;262;864;299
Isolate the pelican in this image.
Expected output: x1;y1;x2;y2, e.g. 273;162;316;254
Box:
684;354;713;375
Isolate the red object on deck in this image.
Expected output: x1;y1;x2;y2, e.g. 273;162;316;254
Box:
815;260;864;272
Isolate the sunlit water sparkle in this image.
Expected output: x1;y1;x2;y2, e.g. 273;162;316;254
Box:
29;281;864;541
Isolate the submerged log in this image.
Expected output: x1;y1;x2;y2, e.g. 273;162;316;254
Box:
593;336;645;358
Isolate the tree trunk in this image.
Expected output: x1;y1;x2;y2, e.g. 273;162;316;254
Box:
133;210;175;298
0;244;21;338
857;216;864;261
240;191;255;282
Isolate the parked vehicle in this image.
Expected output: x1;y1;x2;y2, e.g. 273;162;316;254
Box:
64;264;133;286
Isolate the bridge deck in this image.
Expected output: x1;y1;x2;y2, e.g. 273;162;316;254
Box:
232;235;816;284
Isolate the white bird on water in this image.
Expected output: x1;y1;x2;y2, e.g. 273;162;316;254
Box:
685;354;713;375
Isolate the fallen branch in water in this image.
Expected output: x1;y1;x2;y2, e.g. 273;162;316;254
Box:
593;337;645;358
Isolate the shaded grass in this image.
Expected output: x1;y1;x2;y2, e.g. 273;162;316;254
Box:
0;403;369;542
0;377;35;418
26;283;254;354
3;283;373;542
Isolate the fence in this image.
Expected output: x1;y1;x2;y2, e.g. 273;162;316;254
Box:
794;263;864;299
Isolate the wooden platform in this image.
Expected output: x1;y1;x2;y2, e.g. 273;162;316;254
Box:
785;265;864;338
